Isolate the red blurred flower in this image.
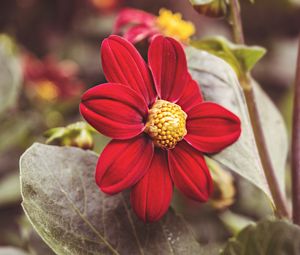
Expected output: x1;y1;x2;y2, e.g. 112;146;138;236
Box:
22;53;84;102
114;8;196;44
80;35;241;222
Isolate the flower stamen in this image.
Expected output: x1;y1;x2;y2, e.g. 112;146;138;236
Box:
145;100;187;149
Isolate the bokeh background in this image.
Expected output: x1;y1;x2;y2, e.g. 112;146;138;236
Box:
0;0;300;253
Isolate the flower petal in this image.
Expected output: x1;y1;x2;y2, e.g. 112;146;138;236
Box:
101;35;156;105
176;77;203;113
124;25;158;44
130;149;173;222
80;83;148;139
185;102;241;153
168;140;213;201
96;135;154;194
113;8;156;34
148;36;190;102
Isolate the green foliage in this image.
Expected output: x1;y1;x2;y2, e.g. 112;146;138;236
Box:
0;173;21;207
189;0;228;18
221;219;300;255
0;114;34;152
191;36;266;79
186;46;287;206
20;143;212;255
0;34;22;117
0;247;28;255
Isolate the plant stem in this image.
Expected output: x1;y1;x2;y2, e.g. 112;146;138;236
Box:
228;0;245;44
242;77;290;219
292;38;300;225
229;0;290;218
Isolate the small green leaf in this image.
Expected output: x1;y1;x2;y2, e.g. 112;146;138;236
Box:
191;36;266;78
221;219;300;255
189;0;228;18
20;143;207;255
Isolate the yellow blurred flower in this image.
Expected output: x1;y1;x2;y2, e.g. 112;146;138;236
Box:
34;80;59;102
156;9;195;43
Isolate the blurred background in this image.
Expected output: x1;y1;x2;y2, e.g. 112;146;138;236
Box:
0;0;299;253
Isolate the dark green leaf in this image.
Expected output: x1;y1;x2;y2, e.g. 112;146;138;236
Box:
221;219;300;255
20;143;208;255
186;46;287;205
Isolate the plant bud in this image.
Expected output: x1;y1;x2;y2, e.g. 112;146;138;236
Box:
189;0;228;18
44;122;95;150
206;157;236;210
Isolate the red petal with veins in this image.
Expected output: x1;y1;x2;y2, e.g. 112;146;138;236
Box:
185;102;241;153
80;83;148;139
101;35;156;105
148;36;189;103
177;78;203;113
168;140;213;201
96;135;154;194
131;149;173;222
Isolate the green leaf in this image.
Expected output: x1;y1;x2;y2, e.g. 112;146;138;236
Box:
234;176;273;219
221;219;300;255
0;173;21;207
20;143;208;255
186;46;287;206
0;34;22;117
20;215;56;255
191;36;266;78
189;0;228;18
0;113;33;152
0;247;28;255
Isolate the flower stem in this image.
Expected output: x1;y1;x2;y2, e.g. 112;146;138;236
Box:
292;37;300;225
228;0;290;218
228;0;245;44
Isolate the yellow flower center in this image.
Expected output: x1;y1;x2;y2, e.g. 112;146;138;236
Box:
145;100;187;149
156;8;196;43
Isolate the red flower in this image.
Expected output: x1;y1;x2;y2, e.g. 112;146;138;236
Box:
114;8;157;43
22;53;84;101
80;35;241;222
114;8;195;44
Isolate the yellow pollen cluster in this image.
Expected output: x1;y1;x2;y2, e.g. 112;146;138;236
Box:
145;100;187;149
156;8;196;43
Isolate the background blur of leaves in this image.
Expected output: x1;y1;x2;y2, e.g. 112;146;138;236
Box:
0;0;299;253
